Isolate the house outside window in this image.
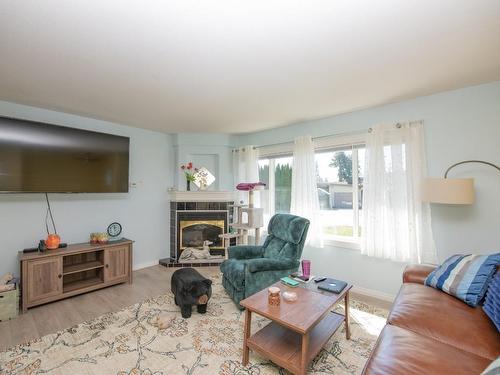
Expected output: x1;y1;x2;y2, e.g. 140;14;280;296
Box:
315;146;365;247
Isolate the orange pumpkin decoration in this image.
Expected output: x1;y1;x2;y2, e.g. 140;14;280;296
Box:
45;234;61;250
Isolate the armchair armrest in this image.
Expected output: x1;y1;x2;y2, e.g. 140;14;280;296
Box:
228;245;264;260
403;264;436;284
247;258;299;273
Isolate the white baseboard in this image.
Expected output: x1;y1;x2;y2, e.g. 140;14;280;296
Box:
351;285;395;303
133;260;160;271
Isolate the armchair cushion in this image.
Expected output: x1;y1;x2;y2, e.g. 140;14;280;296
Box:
267;214;309;245
228;245;264;260
262;236;287;259
247;258;299;273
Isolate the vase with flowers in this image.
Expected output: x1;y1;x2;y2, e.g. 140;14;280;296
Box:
180;162;198;191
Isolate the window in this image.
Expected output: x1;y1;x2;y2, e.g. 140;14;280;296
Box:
257;134;365;247
315;146;364;244
258;156;293;225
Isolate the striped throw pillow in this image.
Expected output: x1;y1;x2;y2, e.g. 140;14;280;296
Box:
425;253;500;307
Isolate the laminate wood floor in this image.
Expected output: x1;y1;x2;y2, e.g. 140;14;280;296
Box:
0;265;391;351
0;265;217;350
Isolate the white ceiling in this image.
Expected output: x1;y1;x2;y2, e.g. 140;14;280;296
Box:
1;1;500;134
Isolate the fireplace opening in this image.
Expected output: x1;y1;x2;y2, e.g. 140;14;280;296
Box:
179;219;225;250
175;209;230;260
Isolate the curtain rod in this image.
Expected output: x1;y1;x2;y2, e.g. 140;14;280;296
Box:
232;122;408;152
232;128;366;152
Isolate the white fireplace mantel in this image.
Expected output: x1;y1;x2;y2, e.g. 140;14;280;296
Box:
168;190;236;202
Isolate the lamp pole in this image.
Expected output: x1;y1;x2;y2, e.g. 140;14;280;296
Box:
444;160;500;178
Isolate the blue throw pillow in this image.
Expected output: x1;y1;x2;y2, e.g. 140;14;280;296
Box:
425;253;500;307
483;273;500;332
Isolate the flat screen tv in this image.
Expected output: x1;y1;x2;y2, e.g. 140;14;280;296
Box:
0;116;130;193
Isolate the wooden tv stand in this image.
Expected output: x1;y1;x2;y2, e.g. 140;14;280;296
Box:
19;239;133;312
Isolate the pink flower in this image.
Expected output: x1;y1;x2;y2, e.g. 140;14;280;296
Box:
181;165;186;170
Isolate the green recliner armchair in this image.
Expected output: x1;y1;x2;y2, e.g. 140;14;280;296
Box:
220;213;310;308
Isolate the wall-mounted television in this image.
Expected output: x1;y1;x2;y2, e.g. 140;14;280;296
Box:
0;116;130;193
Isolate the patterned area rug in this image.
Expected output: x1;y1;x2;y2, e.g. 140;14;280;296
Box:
0;273;388;374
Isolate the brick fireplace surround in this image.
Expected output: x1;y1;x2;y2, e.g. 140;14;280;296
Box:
159;191;236;268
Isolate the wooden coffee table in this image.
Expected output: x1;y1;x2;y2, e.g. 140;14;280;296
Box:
240;280;352;375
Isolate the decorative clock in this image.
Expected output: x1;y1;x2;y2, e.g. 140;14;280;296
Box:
107;222;123;240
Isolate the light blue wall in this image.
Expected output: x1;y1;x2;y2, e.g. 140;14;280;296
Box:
0;101;173;276
238;81;500;296
172;133;236;191
1;82;498;297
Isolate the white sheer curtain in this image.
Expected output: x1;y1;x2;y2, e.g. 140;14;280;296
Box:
361;122;437;264
290;136;322;247
233;145;260;206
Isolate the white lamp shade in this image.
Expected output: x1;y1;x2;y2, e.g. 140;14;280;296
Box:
422;178;475;204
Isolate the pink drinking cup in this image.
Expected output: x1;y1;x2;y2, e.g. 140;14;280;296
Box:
301;259;311;278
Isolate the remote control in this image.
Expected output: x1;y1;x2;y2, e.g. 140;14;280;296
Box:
314;277;327;283
23;247;39;253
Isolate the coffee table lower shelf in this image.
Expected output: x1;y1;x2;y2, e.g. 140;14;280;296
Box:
247;311;344;374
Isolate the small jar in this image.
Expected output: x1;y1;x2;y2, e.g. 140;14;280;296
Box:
268;286;281;306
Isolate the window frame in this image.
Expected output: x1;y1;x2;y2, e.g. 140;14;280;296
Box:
258;132;366;250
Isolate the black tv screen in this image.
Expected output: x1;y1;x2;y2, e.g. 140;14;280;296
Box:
0;116;129;193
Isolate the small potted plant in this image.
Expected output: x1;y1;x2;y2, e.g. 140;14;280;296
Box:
180;162;198;191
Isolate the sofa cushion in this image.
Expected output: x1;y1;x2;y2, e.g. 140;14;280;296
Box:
219;259;246;290
425;253;500;307
388;283;500;360
362;325;491;375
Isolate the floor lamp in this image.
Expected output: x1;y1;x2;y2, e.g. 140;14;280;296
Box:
422;160;500;204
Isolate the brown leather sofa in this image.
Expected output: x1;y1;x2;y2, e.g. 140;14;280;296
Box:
362;265;500;375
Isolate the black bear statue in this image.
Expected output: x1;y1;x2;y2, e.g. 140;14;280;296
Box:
171;268;212;318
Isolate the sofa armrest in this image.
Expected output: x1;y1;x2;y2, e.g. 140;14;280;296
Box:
247;258;299;273
228;245;264;260
403;264;437;284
